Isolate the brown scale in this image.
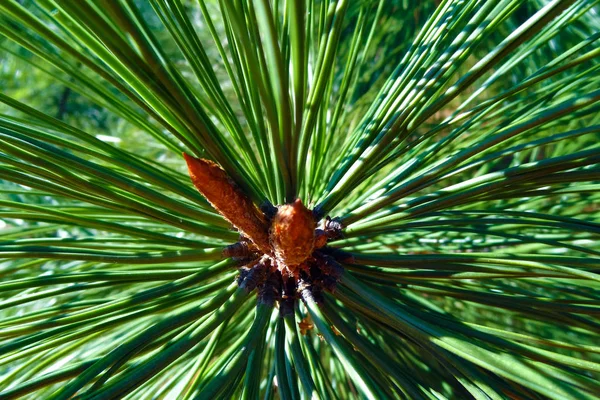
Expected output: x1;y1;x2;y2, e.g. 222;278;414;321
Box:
184;153;349;309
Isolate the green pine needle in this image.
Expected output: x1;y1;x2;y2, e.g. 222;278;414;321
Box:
1;0;599;398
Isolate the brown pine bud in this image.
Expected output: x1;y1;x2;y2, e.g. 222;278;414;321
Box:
270;199;316;267
183;153;271;254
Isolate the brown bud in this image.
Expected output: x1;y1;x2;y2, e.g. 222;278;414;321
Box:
270;199;316;267
183;153;270;253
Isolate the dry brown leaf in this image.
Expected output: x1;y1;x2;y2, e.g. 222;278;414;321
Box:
298;316;314;335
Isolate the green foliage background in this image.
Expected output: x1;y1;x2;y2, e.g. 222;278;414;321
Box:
0;0;599;399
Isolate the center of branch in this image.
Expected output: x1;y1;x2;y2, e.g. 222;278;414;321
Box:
270;199;316;268
183;153;348;309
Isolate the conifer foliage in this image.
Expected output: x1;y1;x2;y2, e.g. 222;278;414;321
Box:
0;0;599;398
